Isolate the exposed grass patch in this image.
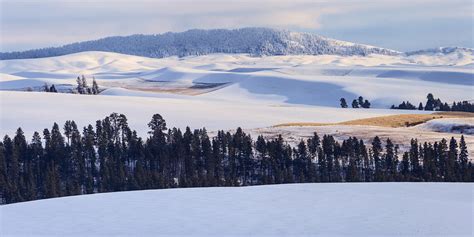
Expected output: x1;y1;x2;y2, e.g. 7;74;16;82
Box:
274;111;474;128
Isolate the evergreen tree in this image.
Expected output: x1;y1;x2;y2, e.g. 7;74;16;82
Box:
81;75;88;94
43;83;50;92
49;84;58;93
362;100;371;108
358;96;364;106
418;102;423;110
92;77;100;94
459;135;469;181
76;76;84;94
352;99;359;108
446;137;458;181
371;136;383;181
425;93;435;111
340;98;348;108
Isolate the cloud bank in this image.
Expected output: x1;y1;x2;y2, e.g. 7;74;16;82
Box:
0;0;472;51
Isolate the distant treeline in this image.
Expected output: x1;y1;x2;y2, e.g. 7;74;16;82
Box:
37;75;100;94
1;113;472;204
391;93;474;112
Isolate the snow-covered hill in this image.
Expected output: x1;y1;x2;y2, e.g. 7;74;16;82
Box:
1;51;472;107
0;51;472;138
1;183;472;236
0;28;400;59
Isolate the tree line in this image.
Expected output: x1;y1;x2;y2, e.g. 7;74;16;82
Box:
1;113;472;204
391;93;474;112
34;75;100;94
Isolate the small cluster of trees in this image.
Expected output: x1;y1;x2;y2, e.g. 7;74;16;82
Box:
1;113;472;205
76;75;100;95
391;93;474;112
43;83;58;93
340;96;371;108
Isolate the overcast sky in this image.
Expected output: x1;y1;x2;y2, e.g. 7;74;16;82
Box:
0;0;472;52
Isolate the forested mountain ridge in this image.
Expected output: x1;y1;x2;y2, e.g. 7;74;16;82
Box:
0;28;401;60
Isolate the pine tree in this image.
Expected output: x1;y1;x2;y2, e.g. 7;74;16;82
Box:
384;138;396;181
358;96;364;106
0;141;7;203
362;100;371;108
148;114;167;134
92;77;100;94
49;84;57;93
409;139;420;177
43;83;50;92
446;137;458;181
401;152;410;179
340;98;348;108
372;136;383;181
76;76;84;94
81;75;88;94
418;102;423;110
425;93;435;111
352;99;359;108
459;135;469;181
437;139;448;181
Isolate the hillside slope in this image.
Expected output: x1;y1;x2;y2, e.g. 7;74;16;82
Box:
1;183;472;236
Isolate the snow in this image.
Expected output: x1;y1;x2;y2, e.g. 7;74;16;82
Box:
1;183;472;236
1;50;472;137
0;91;417;138
1;51;472;108
416;118;474;134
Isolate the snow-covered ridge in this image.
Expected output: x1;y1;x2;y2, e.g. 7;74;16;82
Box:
0;28;401;60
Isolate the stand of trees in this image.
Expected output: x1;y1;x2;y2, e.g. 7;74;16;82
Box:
391;93;474;112
43;83;58;93
340;96;370;108
1;113;472;204
76;75;100;95
37;76;100;94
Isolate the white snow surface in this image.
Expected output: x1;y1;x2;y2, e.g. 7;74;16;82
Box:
0;51;472;137
1;183;472;237
0;91;419;138
1;51;472;108
416;118;474;134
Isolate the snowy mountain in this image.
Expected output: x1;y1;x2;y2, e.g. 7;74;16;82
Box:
0;28;401;60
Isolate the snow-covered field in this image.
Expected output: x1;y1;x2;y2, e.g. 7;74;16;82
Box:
1;51;472;109
1;183;472;236
1;50;472;138
0;90;426;138
417;118;474;134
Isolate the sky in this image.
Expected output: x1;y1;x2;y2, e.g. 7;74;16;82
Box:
0;0;472;52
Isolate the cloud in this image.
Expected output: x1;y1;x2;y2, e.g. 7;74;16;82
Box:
0;0;471;51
